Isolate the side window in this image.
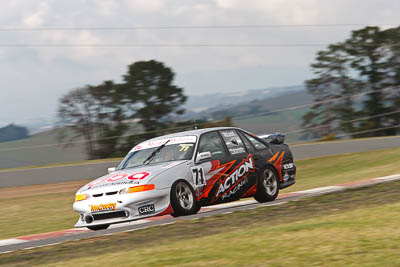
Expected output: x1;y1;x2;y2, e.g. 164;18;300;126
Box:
243;132;267;150
219;130;246;155
238;131;256;153
197;132;227;160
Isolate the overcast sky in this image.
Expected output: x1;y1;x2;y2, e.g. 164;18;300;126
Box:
1;0;400;127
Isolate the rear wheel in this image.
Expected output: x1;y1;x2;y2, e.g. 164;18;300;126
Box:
87;224;110;231
254;167;279;203
170;180;199;217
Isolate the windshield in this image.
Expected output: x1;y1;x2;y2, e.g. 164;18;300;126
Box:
118;142;196;170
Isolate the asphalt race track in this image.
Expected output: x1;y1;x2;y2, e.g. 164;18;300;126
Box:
0;135;399;188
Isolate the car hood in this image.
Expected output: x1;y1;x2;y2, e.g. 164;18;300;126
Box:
77;160;188;194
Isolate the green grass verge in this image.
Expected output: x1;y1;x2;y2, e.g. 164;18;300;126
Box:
2;180;400;266
0;192;77;239
0;147;399;240
287;146;400;192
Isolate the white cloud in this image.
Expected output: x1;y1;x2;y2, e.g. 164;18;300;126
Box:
96;1;120;16
22;2;50;27
37;30;101;61
123;0;164;13
215;0;236;9
0;0;400;124
214;0;320;24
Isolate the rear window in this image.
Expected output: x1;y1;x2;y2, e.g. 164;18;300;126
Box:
238;131;256;152
219;130;246;155
242;132;267;150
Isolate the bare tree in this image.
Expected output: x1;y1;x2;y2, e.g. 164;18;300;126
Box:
57;82;127;159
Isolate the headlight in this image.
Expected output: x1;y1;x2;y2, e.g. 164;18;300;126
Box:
119;184;155;194
119;188;129;194
75;194;90;202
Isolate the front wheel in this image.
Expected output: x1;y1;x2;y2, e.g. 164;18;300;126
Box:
170;180;199;217
87;224;110;231
254;167;279;203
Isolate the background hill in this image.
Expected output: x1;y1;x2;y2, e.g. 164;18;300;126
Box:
183;85;305;114
183;87;313;142
204;90;312;120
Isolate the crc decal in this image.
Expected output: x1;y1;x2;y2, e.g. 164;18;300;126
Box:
191;166;206;187
91;203;117;212
214;154;255;200
138;204;155;215
128;172;151;180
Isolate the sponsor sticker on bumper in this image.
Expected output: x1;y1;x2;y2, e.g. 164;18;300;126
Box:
138;204;155;215
91;203;117;212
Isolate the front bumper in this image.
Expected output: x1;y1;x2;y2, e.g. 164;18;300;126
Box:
73;188;170;227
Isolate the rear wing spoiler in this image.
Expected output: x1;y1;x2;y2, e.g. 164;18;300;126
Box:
258;133;285;145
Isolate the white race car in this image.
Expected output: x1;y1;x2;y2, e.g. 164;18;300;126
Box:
73;127;296;230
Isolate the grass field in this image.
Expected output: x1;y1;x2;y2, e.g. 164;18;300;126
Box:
285;145;400;192
0;128;87;169
2;179;400;266
0;147;399;240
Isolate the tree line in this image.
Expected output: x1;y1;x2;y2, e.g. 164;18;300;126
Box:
59;25;399;160
58;60;232;159
303;26;400;139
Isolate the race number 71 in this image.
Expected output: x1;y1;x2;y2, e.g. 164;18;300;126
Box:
191;167;206;186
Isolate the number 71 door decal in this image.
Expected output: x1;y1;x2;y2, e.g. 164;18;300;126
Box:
191;166;206;186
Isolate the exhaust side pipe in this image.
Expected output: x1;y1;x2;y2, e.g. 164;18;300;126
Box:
85;215;94;224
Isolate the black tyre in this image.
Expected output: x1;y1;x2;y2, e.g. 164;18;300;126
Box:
254;166;280;203
87;224;110;231
170;180;199;217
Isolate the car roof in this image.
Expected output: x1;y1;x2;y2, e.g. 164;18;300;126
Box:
144;127;245;142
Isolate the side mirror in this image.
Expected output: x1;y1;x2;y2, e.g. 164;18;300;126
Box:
196;151;212;163
108;167;116;174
